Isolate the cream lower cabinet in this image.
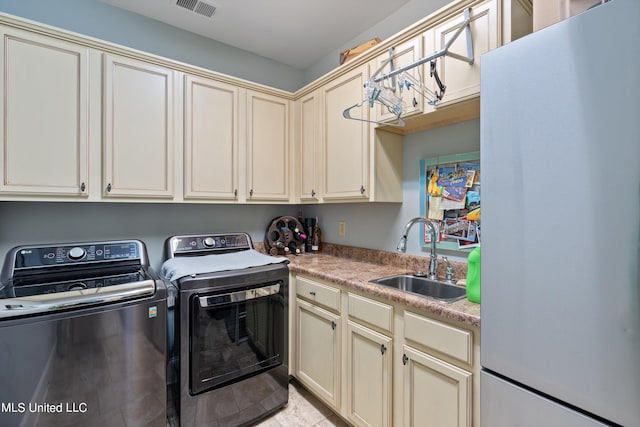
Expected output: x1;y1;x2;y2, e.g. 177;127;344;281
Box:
402;345;472;427
402;311;476;427
293;273;480;427
346;321;392;427
103;54;176;198
295;297;341;410
0;26;91;197
294;275;342;410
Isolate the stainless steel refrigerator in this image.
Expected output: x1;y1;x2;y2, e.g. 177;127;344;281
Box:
480;0;640;426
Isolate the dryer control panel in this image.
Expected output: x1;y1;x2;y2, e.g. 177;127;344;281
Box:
166;233;252;258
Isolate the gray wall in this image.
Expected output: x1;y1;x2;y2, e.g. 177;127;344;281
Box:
0;202;294;272
0;0;480;264
0;0;452;90
0;0;305;91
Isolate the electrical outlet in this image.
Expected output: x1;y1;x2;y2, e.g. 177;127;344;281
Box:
338;221;346;236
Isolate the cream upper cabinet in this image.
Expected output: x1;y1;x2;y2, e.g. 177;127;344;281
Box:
373;35;426;123
298;90;320;202
322;65;370;200
246;90;290;202
425;0;498;108
321;64;403;203
347;320;392;427
103;54;176;198
0;27;90;196
295;297;341;410
184;74;239;200
402;345;472;427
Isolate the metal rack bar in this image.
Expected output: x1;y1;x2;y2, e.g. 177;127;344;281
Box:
342;8;474;126
373;8;474;83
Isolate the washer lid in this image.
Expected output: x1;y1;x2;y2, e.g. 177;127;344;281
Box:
160;249;287;282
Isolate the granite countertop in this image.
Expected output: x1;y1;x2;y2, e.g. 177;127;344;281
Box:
283;244;480;328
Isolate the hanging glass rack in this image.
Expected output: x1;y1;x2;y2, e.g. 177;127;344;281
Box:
343;8;475;127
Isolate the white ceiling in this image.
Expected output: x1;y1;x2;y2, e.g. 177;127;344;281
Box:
101;0;412;69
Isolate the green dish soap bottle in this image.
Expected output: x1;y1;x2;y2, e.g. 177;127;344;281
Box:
466;246;481;303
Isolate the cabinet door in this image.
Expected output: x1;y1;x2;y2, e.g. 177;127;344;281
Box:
295;298;341;410
402;345;472;427
298;90;320;202
184;75;238;200
0;28;89;196
322;65;369;200
246;91;289;201
103;54;175;198
427;0;498;107
347;321;392;427
373;36;425;123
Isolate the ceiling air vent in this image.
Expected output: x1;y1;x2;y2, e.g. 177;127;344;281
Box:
194;2;216;17
176;0;216;18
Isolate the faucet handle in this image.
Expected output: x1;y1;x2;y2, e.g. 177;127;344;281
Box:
442;256;455;282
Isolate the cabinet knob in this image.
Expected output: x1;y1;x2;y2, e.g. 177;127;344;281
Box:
249;189;253;197
80;182;86;192
380;344;387;355
311;189;316;197
309;291;316;296
234;189;238;197
331;321;336;330
106;183;112;193
360;185;365;194
402;353;409;365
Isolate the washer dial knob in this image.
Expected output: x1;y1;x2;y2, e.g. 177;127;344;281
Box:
68;247;86;260
203;237;215;248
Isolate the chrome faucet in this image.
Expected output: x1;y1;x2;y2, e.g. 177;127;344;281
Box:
397;216;439;279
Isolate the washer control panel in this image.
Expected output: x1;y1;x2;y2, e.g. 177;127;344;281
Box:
12;240;143;269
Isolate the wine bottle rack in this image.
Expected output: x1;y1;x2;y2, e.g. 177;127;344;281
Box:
264;216;306;256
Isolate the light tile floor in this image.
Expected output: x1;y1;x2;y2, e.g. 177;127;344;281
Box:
168;379;350;427
251;380;350;427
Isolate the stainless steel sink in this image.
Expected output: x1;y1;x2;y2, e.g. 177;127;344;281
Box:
370;274;466;302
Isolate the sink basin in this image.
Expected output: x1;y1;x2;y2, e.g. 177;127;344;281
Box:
370;274;466;302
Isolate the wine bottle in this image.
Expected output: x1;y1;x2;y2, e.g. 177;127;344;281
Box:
287;241;300;255
294;227;307;241
311;218;321;252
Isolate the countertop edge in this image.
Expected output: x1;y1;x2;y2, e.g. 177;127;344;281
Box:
286;253;480;328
